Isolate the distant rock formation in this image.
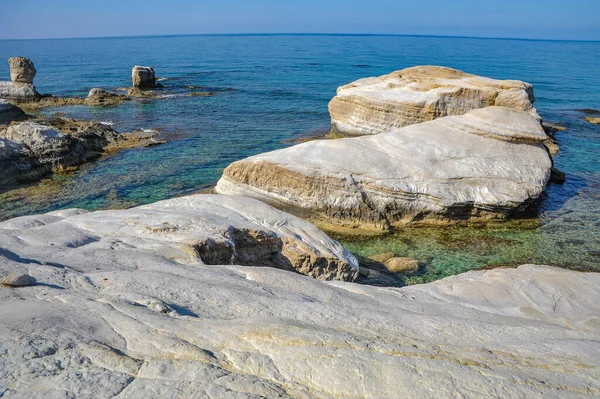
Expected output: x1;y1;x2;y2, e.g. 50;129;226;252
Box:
132;65;156;89
329;66;539;136
217;107;552;231
8;56;36;84
84;88;128;106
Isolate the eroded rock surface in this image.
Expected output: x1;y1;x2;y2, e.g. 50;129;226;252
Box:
217;106;552;230
132;66;156;89
84;88;128;106
329;65;539;136
0;214;597;399
0;118;120;188
0;81;41;101
8;56;36;84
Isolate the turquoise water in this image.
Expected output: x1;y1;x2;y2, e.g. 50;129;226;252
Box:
0;35;599;283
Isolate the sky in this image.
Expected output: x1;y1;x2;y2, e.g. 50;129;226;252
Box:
1;0;599;41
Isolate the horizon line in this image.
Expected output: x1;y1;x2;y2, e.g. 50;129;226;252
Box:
1;32;600;44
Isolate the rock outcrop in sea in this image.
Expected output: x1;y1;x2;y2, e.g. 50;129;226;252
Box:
0;56;41;101
329;65;539;136
84;88;128;106
132;65;156;89
0;201;597;399
0;113;165;189
8;56;36;84
217;106;552;230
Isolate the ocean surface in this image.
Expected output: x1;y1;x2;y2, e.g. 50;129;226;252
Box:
1;34;599;285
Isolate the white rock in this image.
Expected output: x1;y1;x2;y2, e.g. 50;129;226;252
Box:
0;215;598;399
0;81;40;100
217;106;552;230
0;194;358;281
330;65;540;136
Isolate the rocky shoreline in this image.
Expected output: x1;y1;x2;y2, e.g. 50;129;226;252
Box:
1;62;598;398
0;111;166;191
0;197;597;397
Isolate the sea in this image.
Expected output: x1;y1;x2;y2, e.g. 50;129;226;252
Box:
0;34;599;285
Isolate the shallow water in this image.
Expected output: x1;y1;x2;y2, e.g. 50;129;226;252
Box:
1;34;599;283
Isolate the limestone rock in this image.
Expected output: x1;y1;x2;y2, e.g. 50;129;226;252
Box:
0;81;41;100
8;56;36;84
545;138;560;155
5;122;70;166
84;88;128;106
217;106;552;230
0;211;598;399
0;118;121;188
1;273;36;287
132;66;156;89
329;65;539;136
0;99;26;124
367;252;397;264
384;257;420;273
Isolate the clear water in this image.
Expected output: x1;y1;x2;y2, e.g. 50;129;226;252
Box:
1;34;599;284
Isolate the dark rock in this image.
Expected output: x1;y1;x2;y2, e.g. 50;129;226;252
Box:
0;99;27;124
550;167;566;184
1;273;36;287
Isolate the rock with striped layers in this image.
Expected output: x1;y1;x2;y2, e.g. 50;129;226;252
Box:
329;65;539;136
217;106;552;231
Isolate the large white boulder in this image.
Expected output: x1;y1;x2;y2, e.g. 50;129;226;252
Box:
329;65;539;136
0;194;358;281
217;106;552;230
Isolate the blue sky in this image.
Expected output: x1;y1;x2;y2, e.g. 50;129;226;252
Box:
1;0;599;40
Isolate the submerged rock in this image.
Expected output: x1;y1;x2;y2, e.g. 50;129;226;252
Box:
384;257;420;274
329;65;539;136
8;56;36;84
217;106;552;230
550;167;567;184
586;116;600;125
132;65;156;89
